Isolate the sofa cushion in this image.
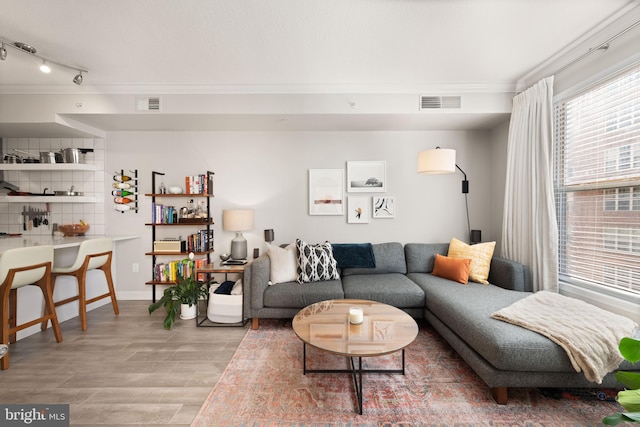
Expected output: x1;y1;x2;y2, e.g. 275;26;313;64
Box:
404;243;449;273
448;237;496;284
263;279;344;308
408;272;576;373
342;273;424;308
267;243;297;284
296;239;340;283
431;254;470;284
342;242;406;276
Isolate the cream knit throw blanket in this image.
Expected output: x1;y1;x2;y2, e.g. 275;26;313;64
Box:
491;291;638;384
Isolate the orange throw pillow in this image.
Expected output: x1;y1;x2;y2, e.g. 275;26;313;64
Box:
431;253;471;284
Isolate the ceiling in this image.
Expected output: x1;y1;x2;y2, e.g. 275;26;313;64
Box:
0;0;637;133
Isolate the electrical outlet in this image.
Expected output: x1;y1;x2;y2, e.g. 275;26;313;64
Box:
132;263;139;273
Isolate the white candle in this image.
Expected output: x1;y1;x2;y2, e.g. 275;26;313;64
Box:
349;307;364;324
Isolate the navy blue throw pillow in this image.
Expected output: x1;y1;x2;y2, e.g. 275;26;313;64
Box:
331;243;376;269
214;280;235;295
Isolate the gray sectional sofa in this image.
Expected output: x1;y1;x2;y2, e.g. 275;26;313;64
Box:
244;241;637;404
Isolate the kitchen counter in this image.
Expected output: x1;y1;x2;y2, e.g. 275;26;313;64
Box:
0;234;138;254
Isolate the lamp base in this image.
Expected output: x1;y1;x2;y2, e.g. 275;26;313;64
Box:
230;232;247;260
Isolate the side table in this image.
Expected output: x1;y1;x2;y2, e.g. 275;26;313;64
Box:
195;262;248;327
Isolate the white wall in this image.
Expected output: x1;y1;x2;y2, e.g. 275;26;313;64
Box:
105;130;498;300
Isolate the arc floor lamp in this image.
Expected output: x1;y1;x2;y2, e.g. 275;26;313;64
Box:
418;147;478;243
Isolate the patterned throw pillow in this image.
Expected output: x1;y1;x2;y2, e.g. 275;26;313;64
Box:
447;237;496;284
296;239;340;284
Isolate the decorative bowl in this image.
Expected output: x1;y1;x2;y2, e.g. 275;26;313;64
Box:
219;253;231;262
168;186;183;194
58;223;90;236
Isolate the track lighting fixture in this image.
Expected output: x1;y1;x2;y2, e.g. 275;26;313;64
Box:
39;60;51;74
0;36;88;83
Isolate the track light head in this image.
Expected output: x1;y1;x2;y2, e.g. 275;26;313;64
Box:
39;60;51;74
0;44;6;61
73;72;83;85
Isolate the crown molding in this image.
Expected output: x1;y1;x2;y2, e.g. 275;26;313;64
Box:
0;81;518;96
516;2;640;91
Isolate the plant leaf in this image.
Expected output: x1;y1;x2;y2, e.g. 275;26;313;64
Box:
603;413;626;425
617;389;640;412
616;371;640;390
620;337;640;363
622;412;640;422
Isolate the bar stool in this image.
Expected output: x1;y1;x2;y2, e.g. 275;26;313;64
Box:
0;245;62;370
50;238;119;332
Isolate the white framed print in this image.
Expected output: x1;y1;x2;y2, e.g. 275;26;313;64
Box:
348;196;370;223
347;161;386;193
309;169;344;216
372;196;395;218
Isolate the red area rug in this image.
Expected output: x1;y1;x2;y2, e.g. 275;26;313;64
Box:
192;319;622;426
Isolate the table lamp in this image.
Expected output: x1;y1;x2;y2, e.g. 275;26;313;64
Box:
223;209;254;260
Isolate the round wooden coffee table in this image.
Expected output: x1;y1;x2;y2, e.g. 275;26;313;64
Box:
292;299;419;414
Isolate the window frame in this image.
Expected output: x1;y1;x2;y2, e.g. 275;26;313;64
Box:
553;61;640;300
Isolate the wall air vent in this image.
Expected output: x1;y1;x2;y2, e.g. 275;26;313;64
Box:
135;96;161;112
419;95;461;110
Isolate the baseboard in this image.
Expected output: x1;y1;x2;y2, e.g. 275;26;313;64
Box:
117;291;155;300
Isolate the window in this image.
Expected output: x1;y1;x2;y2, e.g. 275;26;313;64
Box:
554;63;640;297
603;187;640;211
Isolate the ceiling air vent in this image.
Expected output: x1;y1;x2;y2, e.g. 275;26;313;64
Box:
419;95;461;110
136;96;161;112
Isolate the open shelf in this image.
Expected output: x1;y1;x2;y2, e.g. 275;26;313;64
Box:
0;195;97;203
0;163;96;171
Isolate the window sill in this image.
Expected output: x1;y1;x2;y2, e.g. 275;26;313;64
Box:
559;280;640;324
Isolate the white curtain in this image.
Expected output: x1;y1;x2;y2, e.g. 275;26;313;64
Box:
501;76;558;292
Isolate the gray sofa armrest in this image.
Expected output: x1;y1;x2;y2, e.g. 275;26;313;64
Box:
245;254;271;311
488;257;531;292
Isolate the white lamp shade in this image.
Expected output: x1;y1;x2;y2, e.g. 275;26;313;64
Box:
417;148;456;174
223;209;254;232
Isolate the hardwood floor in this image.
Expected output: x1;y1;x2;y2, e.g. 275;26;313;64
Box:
0;301;247;426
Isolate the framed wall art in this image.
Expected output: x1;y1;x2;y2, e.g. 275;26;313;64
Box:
347;161;386;193
347;196;370;223
308;169;344;216
372;196;395;218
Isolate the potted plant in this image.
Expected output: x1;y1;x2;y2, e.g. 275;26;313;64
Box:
604;336;640;425
148;253;207;329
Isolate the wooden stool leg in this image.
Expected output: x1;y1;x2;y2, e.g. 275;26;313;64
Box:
9;289;17;344
38;277;62;343
78;270;88;332
1;295;9;370
101;264;119;316
41;276;56;331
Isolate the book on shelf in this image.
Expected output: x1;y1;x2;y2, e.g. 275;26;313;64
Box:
185;173;214;195
185;229;214;253
151;202;178;224
154;257;208;283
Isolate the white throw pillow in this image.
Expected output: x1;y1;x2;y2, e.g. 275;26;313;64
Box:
267;243;298;284
231;279;243;295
